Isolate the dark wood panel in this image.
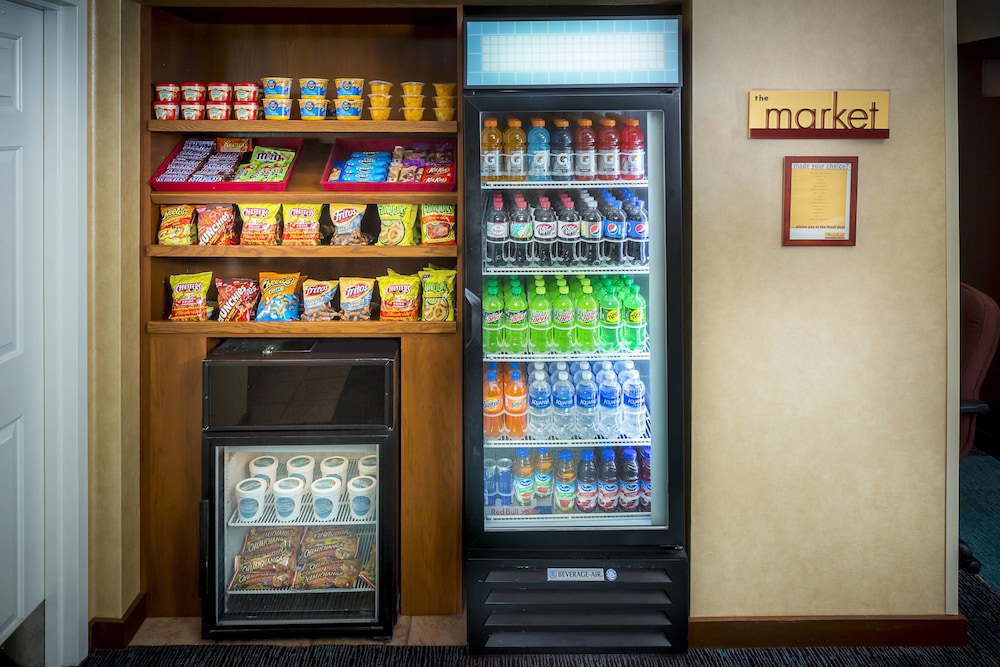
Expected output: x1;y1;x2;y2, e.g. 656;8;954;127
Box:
399;333;464;615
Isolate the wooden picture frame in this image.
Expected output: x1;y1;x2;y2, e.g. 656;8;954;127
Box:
782;156;858;246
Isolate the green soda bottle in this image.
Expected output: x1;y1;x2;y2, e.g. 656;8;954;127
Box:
622;284;647;351
598;286;621;352
528;286;552;353
575;284;600;353
551;285;575;353
482;285;505;354
505;285;529;353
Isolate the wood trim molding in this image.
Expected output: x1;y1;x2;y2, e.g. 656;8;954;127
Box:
88;593;148;651
689;614;967;648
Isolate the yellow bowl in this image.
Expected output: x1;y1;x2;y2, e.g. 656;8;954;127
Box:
297;98;329;120
261;76;292;98
433;107;455;122
432;82;456;96
401;106;425;121
369;106;391;121
334;96;364;120
335;77;364;97
401;81;424;95
433;96;456;109
402;94;425;107
368;80;392;95
368;93;391;107
262;97;292;120
298;77;329;97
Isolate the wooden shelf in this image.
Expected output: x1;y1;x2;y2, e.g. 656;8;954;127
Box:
145;244;458;258
148;120;458;134
147;320;456;336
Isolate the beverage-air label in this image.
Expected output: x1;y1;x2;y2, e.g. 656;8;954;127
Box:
534;220;557;240
575;150;596;178
482;150;501;177
486;220;508;241
576;481;598;510
603;216;626;239
554;481;575;510
557;220;581;240
510;220;532;240
619;480;640;509
597;479;618;510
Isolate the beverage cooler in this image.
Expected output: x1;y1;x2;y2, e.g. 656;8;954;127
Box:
462;6;689;655
200;338;399;639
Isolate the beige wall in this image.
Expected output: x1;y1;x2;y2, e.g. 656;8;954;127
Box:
690;0;951;615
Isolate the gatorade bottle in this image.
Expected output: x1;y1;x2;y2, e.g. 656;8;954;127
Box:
528;286;552;354
503;118;527;182
622;284;647;351
624;197;649;266
505;370;528;439
533;446;554;500
597;447;619;512
573;118;596;181
527;118;551;182
553;449;576;512
619;117;646;180
483;370;504;438
551;285;575;353
556;200;581;265
602;200;628;266
550;118;574;181
618;446;640;511
598;286;621;352
484;195;509;266
532;197;557;264
481;117;503;183
513;447;534;505
504;285;529;353
596;118;620;181
575;449;598;512
574;285;600;353
526;371;553;440
508;199;533;266
482;285;504;354
638;446;652;512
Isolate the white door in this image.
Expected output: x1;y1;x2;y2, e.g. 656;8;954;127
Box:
0;1;45;646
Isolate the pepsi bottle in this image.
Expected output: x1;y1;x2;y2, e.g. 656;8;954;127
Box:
625;198;649;266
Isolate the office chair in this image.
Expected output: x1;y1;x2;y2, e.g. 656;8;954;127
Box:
959;283;1000;573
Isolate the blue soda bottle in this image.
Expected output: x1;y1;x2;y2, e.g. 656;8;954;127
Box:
527;118;551;182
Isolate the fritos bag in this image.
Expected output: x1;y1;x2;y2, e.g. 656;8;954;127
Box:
158;204;197;245
419;268;456;322
338;278;375;321
419;203;455;245
376;203;418;246
238;203;282;246
255;272;301;321
168;272;212;321
301;279;339;321
281;204;323;246
326;204;369;246
376;272;421;321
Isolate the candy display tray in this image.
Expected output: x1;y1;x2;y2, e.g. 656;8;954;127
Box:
149;137;304;192
320;136;455;193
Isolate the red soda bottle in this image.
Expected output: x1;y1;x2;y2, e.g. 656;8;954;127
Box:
596;118;620;181
620;117;645;180
573;118;596;181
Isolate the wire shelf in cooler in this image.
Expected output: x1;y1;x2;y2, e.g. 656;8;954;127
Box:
481;179;649;190
482;264;650;276
483;346;651;364
484;505;652;527
228;493;376;527
483;433;651;450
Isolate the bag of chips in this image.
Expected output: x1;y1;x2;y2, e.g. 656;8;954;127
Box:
168;271;212;321
238;203;282;246
338;278;375;321
281;204;323;246
377;272;421;321
419;203;456;245
158;204;197;245
196;204;238;245
255;272;301;321
326;204;369;246
301;279;339;321
419;268;456;322
376;203;418;246
215;277;259;321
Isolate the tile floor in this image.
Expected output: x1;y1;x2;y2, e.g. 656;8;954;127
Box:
130;614;467;647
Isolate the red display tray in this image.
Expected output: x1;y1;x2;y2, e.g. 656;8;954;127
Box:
149;137;304;192
320;136;456;193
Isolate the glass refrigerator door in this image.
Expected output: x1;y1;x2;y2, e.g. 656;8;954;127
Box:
471;100;679;540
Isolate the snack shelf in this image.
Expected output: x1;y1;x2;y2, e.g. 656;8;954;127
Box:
145;244;458;259
148;120;458;134
146;320;456;336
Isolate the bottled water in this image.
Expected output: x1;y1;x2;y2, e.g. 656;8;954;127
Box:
620;370;647;439
548;361;569;385
550;371;576;440
526;371;553;440
597;372;622;440
574;370;599;438
594;361;616;387
613;359;635;378
571;360;592;385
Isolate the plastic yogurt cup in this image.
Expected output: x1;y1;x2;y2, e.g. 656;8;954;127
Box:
368;93;391;108
205;102;231;120
249;455;278;488
310;476;342;520
206;82;232;102
272;476;305;521
368;80;392;95
233;82;260;102
153;82;180;102
235;477;267;521
401;106;424;121
347;475;377;520
285;455;315;487
433;107;455;122
368;106;391;121
400;81;424;95
232;102;259;120
358;454;377;477
153;102;179;120
320;455;349;484
180;82;206;102
179;102;206;120
432;82;456;96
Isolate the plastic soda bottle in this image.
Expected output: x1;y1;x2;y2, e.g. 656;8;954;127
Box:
574;285;600;353
597;371;622;439
526;371;553;440
533;446;554;500
573;118;597;181
579;198;603;265
509;199;533;266
620;370;647;440
619;117;646;180
575;449;598;512
596;118;620;181
505;370;528;439
556;200;581;265
504;285;529;353
550;118;574;181
503;118;527;182
639;446;652;511
598;285;621;352
528;286;552;354
622;284;647;352
597;447;619;512
482;285;505;354
553;449;576;512
574;370;599;439
625;198;649;266
618;446;640;511
513;447;534;505
527;118;551;182
532;197;557;264
602;200;628;266
551;285;575;353
483;370;504;438
550;371;576;440
484;195;509;266
481;117;503;182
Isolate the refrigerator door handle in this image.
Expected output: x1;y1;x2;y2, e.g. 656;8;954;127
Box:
465;288;482;350
199;499;209;599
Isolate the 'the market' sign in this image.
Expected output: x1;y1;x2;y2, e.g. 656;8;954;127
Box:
748;90;890;139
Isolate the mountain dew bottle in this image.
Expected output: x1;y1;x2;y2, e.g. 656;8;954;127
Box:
551;285;575;353
482;285;504;354
528;287;552;353
505;285;529;353
575;285;600;353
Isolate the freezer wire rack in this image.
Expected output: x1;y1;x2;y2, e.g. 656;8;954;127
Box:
228;492;377;527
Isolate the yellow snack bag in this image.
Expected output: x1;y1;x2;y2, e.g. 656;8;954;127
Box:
158;204;197;245
238;203;282;246
377;272;421;321
338;278;375;321
419;203;456;245
301;279;339;321
280;204;323;246
375;203;418;246
419;269;456;322
168;271;213;321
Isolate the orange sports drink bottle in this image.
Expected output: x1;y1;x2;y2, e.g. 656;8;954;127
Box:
504;370;528;439
481;117;503;183
483;370;504;438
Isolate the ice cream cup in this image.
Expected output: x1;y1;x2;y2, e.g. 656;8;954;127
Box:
206;82;232;103
261;76;292;98
298;77;329;98
233;82;260;102
153;82;180;102
297;98;329;120
235;477;267;522
232;102;259;120
285;455;315;487
401;106;425;121
358;454;377;477
335;77;365;98
368;80;392;95
401;81;424;95
334;97;363;120
368;106;391;121
368;93;391;108
433;95;456;109
272;476;305;522
310;476;342;521
205;102;231;120
401;94;424;108
432;82;456;96
180;82;206;102
347;475;377;520
320;455;349;484
179;102;206;120
263;97;292;120
153;102;179;120
249;455;278;489
433;107;455;122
